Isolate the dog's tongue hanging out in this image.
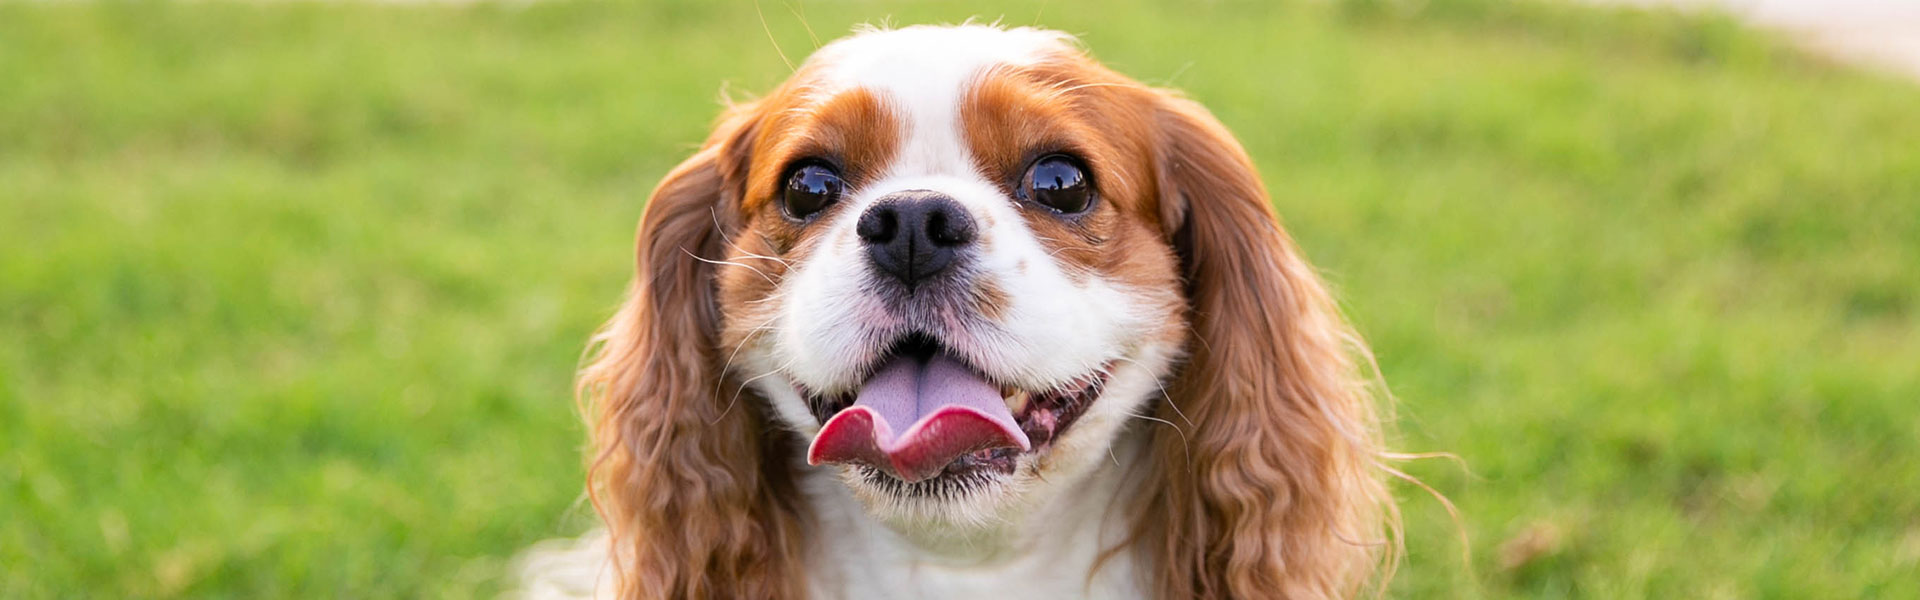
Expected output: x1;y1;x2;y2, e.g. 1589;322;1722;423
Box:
807;350;1030;482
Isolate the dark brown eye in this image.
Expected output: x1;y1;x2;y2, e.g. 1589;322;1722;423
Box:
1021;155;1093;214
783;163;844;219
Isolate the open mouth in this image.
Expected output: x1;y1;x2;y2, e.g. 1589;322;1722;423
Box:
803;333;1109;491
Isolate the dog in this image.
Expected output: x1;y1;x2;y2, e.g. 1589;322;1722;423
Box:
522;23;1395;600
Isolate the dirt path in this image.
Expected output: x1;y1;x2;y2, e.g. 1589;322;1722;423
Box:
1605;0;1920;79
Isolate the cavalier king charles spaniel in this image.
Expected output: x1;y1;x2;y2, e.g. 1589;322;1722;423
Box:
523;23;1394;600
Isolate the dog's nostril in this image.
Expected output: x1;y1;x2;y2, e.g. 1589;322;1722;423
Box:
857;206;898;244
925;207;974;246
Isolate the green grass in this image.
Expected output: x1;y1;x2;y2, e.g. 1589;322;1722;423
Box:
4;0;1917;597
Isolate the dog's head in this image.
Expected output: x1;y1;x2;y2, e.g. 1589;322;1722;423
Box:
584;25;1390;599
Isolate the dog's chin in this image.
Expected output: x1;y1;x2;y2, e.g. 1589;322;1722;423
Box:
834;455;1029;529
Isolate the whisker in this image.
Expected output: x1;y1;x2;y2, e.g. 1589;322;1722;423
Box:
713;355;797;425
710;207;792;268
740;250;791;265
711;314;783;415
1128;413;1188;448
747;289;790;305
682;248;778;286
1112;356;1192;428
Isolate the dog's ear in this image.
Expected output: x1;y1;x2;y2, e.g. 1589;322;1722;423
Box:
580;103;808;598
1139;93;1392;599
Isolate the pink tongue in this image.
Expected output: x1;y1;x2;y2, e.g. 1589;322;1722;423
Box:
806;352;1030;483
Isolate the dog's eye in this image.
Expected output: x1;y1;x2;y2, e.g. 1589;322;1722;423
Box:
1021;155;1093;214
782;163;845;220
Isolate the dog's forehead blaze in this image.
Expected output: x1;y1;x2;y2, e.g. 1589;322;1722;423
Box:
959;58;1173;280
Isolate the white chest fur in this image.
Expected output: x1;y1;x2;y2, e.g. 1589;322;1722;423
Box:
515;435;1151;600
800;456;1146;600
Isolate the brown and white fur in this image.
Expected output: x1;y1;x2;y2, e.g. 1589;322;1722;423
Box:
520;24;1395;600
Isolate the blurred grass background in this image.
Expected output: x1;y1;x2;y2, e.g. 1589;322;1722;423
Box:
3;0;1917;597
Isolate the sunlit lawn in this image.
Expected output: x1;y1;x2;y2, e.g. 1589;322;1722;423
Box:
3;0;1917;597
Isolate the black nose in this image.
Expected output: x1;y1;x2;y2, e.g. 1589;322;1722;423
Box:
856;190;976;288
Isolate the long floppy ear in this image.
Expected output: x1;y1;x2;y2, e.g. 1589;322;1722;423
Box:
1138;94;1392;599
579;105;809;598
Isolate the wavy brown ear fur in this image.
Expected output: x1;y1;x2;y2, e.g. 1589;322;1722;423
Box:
579;105;809;599
1137;94;1393;599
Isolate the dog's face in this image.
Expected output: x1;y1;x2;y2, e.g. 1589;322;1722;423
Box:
712;26;1187;528
586;24;1390;599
